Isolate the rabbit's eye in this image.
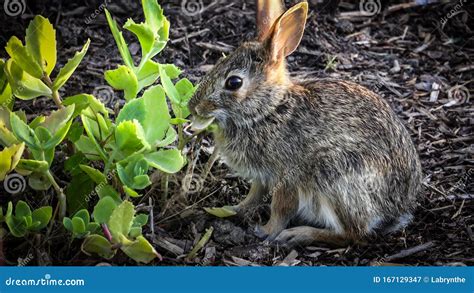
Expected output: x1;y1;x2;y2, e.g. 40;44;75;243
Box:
225;76;243;91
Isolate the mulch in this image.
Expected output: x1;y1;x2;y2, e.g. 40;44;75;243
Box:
0;0;472;266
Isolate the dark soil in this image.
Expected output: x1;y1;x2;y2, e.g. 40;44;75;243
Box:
0;0;472;266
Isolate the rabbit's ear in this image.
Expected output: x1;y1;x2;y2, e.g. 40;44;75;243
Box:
256;0;285;41
267;2;308;62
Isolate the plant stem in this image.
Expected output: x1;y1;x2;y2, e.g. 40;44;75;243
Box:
101;224;113;242
104;148;119;175
42;75;64;109
160;174;169;206
46;170;66;220
177;124;185;151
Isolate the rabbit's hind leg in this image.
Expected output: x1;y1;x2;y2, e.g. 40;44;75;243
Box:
273;226;354;247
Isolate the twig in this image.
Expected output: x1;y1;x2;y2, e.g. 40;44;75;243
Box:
384;241;435;261
170;29;210;44
149;197;155;239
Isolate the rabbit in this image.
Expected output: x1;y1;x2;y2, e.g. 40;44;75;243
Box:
188;0;422;247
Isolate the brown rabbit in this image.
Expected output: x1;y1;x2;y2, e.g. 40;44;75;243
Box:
188;0;422;247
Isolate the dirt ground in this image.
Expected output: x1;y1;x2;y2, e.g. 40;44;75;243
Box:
0;0;472;266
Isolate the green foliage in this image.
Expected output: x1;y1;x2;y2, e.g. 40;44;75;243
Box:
63;209;99;239
83;200;156;264
4;201;52;237
0;0;195;264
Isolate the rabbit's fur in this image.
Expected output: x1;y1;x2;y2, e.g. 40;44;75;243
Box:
188;1;422;246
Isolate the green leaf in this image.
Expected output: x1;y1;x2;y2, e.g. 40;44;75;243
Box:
159;65;180;105
0;60;13;108
136;60;160;91
28;172;52;191
39;105;75;149
116;85;171;147
81;112;107;146
53;39;90;91
121;235;159;264
105;65;138;101
79;165;106;185
115;120;149;155
105;9;134;68
63;94;108;117
116;155;151;190
108;201;135;241
93;196;118;224
40;105;75;135
82;234;115;259
72;217;86;234
43;120;72;150
128;227;142;239
74;135;102;161
63;217;73;231
30;206;52;230
65;172;95;215
0;143;24;180
74;209;90;226
176;78;195;103
142;0;164;33
5;36;43;79
123;185;141;198
156;126;177;147
133;214;148;227
16;159;48;173
0;108;19;147
87;222;100;233
34;126;52;145
5;202;27;237
96;185;122;203
25;16;57;76
204;206;238;218
4;60;52;100
124;19;154;59
10;111;40;150
15;201;31;218
66;121;84;143
162;64;182;79
144;149;185;174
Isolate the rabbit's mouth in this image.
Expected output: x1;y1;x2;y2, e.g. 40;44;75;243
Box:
191;115;216;131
